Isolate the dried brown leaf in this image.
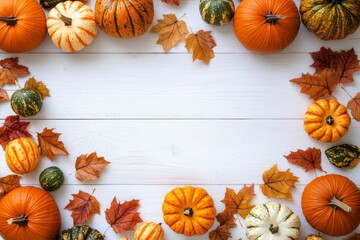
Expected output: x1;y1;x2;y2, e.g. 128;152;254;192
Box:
209;225;232;240
161;0;179;5
25;77;50;99
0;57;30;86
347;92;360;121
0;175;21;201
185;30;216;64
221;184;255;219
75;152;110;182
284;147;325;173
216;210;237;229
37;128;69;160
0;88;9;102
0;115;32;150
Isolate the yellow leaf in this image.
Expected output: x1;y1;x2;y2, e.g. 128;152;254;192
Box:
185;30;216;64
25;77;50;99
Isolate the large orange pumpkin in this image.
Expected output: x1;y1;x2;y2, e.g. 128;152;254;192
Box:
302;174;360;236
0;186;61;240
233;0;300;54
0;0;47;53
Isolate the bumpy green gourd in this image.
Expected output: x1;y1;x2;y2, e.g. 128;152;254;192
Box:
199;0;235;25
57;225;104;240
11;88;43;117
325;144;360;168
39;166;64;191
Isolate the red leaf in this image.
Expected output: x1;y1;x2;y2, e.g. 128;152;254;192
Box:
209;225;232;240
161;0;179;5
0;115;32;150
0;57;30;86
284;147;325;173
347;92;360;121
0;174;21;201
216;210;237;229
37;128;69;160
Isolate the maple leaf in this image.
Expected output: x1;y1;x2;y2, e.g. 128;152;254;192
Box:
216;210;237;229
0;88;9;102
150;14;189;52
284;147;325;173
64;189;100;225
209;225;232;240
0;57;30;86
0;115;32;150
346;233;360;240
221;184;255;219
260;164;299;200
290;69;339;100
0;174;21;201
25;77;50;99
37;128;69;160
347;92;360;121
161;0;179;5
105;197;142;234
185;30;216;64
75;152;110;182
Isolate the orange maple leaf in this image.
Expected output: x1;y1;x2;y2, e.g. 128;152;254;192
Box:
216;210;237;229
209;225;232;240
347;92;360;121
0;57;30;86
25;77;50;99
260;164;299;200
161;0;179;5
0;115;32;150
185;30;216;64
105;198;142;234
0;174;21;201
284;147;325;173
37;128;69;160
0;88;9;102
151;14;189;52
75;152;110;182
64;189;100;225
221;184;255;219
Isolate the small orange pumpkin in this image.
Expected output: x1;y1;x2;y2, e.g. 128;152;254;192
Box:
162;186;216;236
134;222;164;240
304;98;351;142
5;137;40;174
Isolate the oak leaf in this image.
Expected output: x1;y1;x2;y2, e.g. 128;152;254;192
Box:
260;164;299;200
290;69;339;100
185;30;216;64
284;147;325;173
221;184;255;219
65;189;100;225
161;0;179;5
216;210;236;229
25;77;50;99
0;175;21;201
151;14;189;52
75;152;110;182
0;57;30;86
0;88;9;102
105;198;142;234
37;128;69;160
209;225;231;240
0;115;32;150
347;92;360;121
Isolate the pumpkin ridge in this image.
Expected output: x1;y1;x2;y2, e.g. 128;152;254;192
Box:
10;145;25;173
27;138;37;172
124;0;137;37
100;1;114;34
163;200;181;209
17;138;31;172
74;32;87;47
77;26;96;38
304;111;323;118
66;35;75;52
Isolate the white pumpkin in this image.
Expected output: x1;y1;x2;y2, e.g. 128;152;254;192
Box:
245;202;301;240
47;1;97;52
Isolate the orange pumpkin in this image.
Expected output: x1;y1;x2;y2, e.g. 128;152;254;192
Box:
302;174;360;236
0;0;46;53
0;186;61;240
5;137;40;174
162;186;216;236
134;222;164;240
304;98;351;142
95;0;154;38
233;0;300;54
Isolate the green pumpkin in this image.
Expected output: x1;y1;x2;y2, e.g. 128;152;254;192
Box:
39;166;64;191
57;225;104;240
11;88;43;117
40;0;66;8
300;0;360;40
325;144;360;168
199;0;235;25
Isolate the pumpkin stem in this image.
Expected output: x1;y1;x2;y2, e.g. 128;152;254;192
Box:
0;16;18;26
326;115;334;125
183;207;194;217
329;197;351;212
57;13;72;26
7;215;29;226
264;13;286;25
269;223;279;234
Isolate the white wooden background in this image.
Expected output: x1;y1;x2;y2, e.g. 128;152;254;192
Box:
1;0;359;239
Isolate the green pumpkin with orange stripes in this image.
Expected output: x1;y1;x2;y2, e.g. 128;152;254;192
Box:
57;225;104;240
11;87;43;117
199;0;235;25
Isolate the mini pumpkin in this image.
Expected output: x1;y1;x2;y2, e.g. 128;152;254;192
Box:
57;225;104;240
11;87;43;117
39;166;65;191
199;0;235;25
162;186;216;236
134;222;164;240
325;144;360;168
302;174;360;236
245;202;301;240
304;98;351;142
47;1;98;52
305;233;326;240
5;137;40;174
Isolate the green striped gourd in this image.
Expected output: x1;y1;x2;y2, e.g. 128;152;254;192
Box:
57;225;104;240
325;144;360;168
199;0;235;25
39;166;65;191
11;87;43;117
134;222;164;240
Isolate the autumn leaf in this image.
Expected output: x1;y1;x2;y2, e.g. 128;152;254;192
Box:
151;14;189;52
25;77;50;99
0;57;30;86
185;30;216;64
284;147;325;173
0;88;9;102
75;152;110;182
0;115;32;150
209;225;232;240
0;175;21;201
161;0;179;5
65;189;100;225
221;184;255;219
290;69;339;100
347;233;360;240
216;210;237;229
37;128;69;160
347;92;360;121
105;198;142;234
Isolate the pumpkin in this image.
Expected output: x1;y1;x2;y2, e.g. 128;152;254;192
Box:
162;186;216;236
134;222;164;240
0;0;47;53
304;98;351;142
245;202;301;240
41;0;85;8
305;233;326;240
0;186;61;240
57;225;104;240
302;174;360;236
325;144;360;168
95;0;154;38
47;1;98;52
300;0;360;40
39;166;65;191
11;88;43;117
5;137;40;174
233;0;300;54
199;0;235;26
